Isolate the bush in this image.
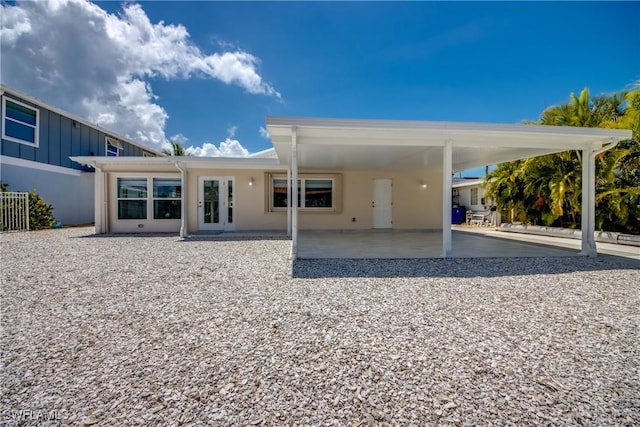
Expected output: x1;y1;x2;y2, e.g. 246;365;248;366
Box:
28;190;56;230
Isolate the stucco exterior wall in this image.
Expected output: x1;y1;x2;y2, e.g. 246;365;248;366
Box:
184;168;443;233
102;166;444;234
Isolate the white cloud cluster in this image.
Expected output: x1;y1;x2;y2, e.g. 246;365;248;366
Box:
186;139;250;157
0;0;278;153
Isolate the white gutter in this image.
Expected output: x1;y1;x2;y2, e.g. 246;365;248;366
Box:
174;161;188;239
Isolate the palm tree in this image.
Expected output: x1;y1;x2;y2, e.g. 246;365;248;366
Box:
485;84;639;233
162;142;190;156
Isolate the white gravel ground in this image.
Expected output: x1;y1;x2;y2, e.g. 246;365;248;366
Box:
1;227;639;426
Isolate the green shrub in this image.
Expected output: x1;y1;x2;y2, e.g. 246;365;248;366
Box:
28;190;56;230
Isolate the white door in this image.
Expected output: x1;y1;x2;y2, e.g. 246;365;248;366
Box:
198;176;235;231
372;178;392;229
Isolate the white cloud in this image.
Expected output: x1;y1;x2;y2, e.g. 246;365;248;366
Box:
0;0;279;152
226;125;238;138
259;126;270;139
186;139;250;157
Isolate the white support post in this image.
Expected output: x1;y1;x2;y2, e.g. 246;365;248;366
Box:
581;148;597;256
287;167;292;237
93;163;105;234
175;161;188;239
442;140;453;257
291;127;299;260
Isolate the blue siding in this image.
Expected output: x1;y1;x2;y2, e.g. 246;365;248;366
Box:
1;137;21;158
60;116;72;168
48;111;62;166
36;110;49;164
90;127;99;156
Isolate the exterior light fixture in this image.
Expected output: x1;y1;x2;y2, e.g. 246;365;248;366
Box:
249;177;254;187
420;180;427;188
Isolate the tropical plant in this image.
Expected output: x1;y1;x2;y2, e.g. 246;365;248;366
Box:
162;142;190;156
485;83;640;233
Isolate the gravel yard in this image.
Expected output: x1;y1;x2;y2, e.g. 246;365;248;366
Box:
1;227;639;426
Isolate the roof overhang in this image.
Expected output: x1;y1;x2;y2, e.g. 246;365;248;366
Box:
266;116;633;171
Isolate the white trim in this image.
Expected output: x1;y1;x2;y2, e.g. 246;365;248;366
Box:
1;155;84;176
1;84;162;155
2;96;39;147
105;137;122;157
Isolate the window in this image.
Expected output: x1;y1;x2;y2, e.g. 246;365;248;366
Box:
2;98;39;146
117;178;147;219
470;187;478;206
268;174;339;212
153;178;181;219
106;137;122;156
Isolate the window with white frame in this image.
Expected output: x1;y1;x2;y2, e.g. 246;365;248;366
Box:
117;178;147;219
470;187;479;206
2;98;39;147
106;137;122;156
268;173;339;212
153;178;181;219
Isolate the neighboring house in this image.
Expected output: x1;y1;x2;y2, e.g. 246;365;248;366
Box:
0;85;161;225
452;178;486;212
71;117;631;258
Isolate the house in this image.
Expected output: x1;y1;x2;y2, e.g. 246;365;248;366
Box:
0;85;161;225
71;117;631;258
451;177;499;225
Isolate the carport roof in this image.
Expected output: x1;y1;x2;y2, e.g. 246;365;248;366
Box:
266;116;632;171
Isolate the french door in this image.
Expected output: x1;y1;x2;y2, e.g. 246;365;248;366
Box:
198;176;235;230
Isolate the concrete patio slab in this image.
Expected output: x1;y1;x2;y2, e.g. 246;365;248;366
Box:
297;229;580;259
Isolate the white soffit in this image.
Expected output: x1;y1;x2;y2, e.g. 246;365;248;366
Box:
266;116;632;171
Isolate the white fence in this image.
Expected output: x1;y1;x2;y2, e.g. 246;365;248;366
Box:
0;192;30;231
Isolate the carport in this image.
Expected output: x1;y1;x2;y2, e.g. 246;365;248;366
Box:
266;117;632;259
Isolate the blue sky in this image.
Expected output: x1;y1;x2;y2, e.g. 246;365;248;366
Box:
2;1;639;176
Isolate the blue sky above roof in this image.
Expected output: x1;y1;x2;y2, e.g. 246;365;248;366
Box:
2;0;638;177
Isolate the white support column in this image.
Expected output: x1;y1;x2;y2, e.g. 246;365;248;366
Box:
291;127;299;260
442;140;453;257
175;161;188;239
93;163;105;234
287;167;292;237
581;148;597;256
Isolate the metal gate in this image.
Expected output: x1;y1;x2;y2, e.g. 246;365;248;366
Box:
0;192;30;231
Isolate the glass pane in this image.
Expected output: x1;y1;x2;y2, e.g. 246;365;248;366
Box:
4;120;35;144
6;100;37;126
273;178;288;208
272;179;301;208
118;178;147;198
304;179;332;208
204;180;219;224
153;178;181;198
118;200;146;219
107;143;119;156
227;180;233;223
154;200;181;219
